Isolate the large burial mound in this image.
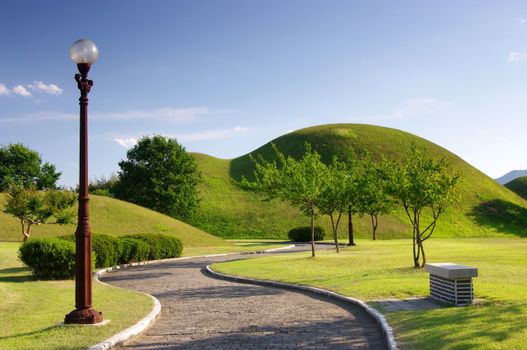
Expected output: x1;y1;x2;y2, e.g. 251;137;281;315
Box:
191;124;527;239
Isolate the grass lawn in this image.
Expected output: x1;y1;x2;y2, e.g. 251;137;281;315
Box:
0;242;153;350
212;238;527;349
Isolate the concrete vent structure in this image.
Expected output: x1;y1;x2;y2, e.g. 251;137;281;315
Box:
424;263;478;306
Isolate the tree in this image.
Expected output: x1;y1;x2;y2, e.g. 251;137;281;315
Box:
88;174;119;197
4;186;76;241
245;143;329;257
113;135;201;219
344;159;362;246
0;143;61;191
317;158;349;253
385;146;460;268
357;157;394;240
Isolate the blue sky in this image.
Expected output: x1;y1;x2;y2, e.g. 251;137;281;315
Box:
2;1;527;186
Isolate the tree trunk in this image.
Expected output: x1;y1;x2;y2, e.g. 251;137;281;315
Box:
347;205;355;246
419;237;426;268
21;220;30;242
310;205;316;258
330;214;340;253
412;211;420;268
371;214;378;240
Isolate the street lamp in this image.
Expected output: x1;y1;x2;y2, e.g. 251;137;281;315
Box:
64;39;103;325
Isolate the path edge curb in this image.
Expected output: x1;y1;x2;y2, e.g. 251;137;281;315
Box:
87;268;162;350
205;265;399;350
86;243;295;349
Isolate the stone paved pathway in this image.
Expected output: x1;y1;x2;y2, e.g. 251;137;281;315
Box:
101;245;388;349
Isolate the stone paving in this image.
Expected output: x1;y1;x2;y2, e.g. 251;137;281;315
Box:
370;297;442;313
101;246;388;350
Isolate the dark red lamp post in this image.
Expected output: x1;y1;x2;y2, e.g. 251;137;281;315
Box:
64;39;104;325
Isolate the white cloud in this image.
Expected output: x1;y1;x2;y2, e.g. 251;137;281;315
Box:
0;84;10;95
92;107;212;122
507;51;527;62
114;137;138;149
360;97;451;121
0;106;235;124
28;81;63;95
112;126;252;148
0;111;76;123
176;126;252;142
11;85;32;97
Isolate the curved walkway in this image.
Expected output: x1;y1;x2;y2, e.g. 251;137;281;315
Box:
101;245;388;349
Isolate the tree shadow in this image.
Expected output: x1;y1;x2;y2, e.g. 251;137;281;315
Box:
468;199;527;237
392;303;525;349
0;266;33;283
123;318;388;350
154;284;285;300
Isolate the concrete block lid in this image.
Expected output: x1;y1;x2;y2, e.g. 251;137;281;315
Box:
424;263;478;280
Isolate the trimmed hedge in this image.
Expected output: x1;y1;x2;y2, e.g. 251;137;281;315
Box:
288;226;325;242
18;238;94;280
92;234;122;268
20;233;183;279
118;237;150;264
124;234;183;260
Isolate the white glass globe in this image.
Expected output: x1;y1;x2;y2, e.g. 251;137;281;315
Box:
69;39;99;64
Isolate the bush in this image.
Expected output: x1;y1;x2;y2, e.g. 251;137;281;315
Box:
19;238;76;279
92;234;122;268
125;234;183;260
118;237;150;264
287;226;325;242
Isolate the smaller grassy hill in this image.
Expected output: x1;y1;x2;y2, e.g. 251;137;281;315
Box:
0;193;231;250
505;176;527;199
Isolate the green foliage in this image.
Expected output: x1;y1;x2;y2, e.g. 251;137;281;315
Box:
505;176;527;199
114;135;201;219
0;143;61;191
287;226;325;241
92;234;122;268
118;237;150;263
247;143;331;256
88;174;119;197
384;146;461;267
124;233;183;260
3;187;76;241
18;238;76;279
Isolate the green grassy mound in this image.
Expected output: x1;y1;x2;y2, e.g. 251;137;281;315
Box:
0;194;231;250
191;124;527;239
504;176;527;199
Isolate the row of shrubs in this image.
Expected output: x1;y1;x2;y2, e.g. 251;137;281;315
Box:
19;233;183;280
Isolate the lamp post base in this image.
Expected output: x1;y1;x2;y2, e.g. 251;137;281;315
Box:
64;307;103;325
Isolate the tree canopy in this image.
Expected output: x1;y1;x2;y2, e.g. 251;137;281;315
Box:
0;143;61;191
113;135;201;219
384;146;460;267
4;186;76;241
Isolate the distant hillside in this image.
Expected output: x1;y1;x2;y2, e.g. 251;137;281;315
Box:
0;194;231;249
505;176;527;199
496;170;527;185
191;124;527;239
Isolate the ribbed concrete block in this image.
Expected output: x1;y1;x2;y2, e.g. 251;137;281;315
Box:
425;263;478;306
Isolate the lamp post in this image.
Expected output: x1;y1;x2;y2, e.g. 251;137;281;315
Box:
64;39;103;325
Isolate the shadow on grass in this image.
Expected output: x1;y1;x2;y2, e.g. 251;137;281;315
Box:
391;303;525;349
468;199;527;237
0;266;33;283
0;325;56;341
